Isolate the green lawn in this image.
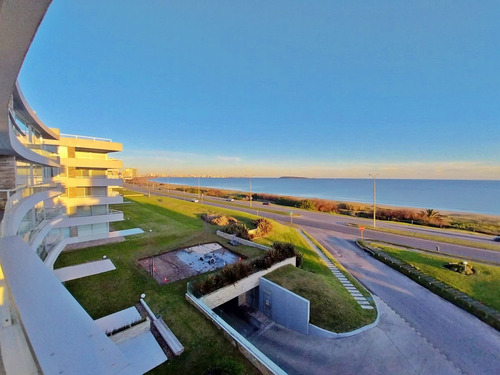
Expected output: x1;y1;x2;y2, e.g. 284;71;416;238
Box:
264;265;376;332
370;243;500;311
55;190;374;374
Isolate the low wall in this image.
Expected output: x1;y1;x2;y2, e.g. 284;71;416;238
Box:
201;257;296;309
109;320;150;344
259;278;310;335
186;290;287;375
308;294;380;338
216;230;269;251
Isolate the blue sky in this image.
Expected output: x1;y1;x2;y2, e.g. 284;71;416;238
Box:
19;1;500;179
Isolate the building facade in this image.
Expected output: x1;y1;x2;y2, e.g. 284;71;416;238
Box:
0;1;153;374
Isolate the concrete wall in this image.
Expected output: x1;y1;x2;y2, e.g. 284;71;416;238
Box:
109;320;150;345
0;155;15;189
201;257;296;309
0;155;15;209
259;278;310;335
186;291;287;375
216;230;269;250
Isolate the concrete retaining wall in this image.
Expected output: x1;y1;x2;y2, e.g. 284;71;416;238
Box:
259;278;310;335
186;291;286;375
216;230;269;251
109;320;150;344
201;257;296;309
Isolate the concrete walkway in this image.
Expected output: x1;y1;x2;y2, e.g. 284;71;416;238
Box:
54;259;116;282
298;230;374;310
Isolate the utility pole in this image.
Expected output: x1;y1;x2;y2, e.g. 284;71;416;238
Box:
249;176;252;208
368;173;379;227
198;176;201;198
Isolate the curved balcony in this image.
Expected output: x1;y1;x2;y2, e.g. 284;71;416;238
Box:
29;213;65;252
59;194;123;207
1;109;60;167
55;209;123;228
57;176;123;188
12;82;59;140
60;156;122;169
0;184;63;237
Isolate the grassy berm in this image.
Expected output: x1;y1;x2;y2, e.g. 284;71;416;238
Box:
370;243;500;312
55;190;375;374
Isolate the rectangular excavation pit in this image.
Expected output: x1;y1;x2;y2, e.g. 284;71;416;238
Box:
138;243;242;285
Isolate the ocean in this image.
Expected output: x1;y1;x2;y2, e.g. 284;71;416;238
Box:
152;177;500;216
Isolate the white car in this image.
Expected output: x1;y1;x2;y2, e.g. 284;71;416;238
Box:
191;198;199;203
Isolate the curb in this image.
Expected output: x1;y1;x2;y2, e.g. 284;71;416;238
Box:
357;241;500;331
297;229;380;337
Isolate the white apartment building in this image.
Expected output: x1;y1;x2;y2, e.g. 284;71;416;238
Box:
0;1;158;374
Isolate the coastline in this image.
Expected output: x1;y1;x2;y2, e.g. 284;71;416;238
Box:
127;177;500;235
150;177;500;217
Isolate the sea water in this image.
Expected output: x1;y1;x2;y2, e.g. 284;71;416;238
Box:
153;177;500;216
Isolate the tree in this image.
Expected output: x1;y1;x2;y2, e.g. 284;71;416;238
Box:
420;208;442;225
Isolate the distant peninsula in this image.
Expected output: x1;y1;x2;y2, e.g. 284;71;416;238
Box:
279;176;309;179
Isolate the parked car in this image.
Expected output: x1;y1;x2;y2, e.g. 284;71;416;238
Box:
494;235;500;242
191;198;199;203
226;198;234;201
262;201;271;205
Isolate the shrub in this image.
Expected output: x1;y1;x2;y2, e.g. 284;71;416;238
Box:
221;222;251;240
202;214;238;226
194;242;302;295
253;218;273;237
298;199;316;210
206;189;225;197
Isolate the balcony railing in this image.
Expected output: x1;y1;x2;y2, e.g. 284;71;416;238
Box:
9;111;59;160
28;207;64;242
37;233;63;261
69;209;122;218
74;193;110;198
60;133;112;142
0;183;63;211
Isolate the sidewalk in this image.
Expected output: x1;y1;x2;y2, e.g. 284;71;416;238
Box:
298;229;374;310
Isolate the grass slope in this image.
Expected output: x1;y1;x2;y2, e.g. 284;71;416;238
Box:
371;244;500;311
265;265;376;332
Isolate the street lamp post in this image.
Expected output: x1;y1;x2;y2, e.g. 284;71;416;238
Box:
249;176;252;208
368;173;379;227
198;177;201;198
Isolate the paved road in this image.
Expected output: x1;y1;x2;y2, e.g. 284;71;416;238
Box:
124;184;500;264
300;226;500;375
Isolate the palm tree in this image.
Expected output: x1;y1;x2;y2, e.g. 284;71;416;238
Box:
421;208;442;224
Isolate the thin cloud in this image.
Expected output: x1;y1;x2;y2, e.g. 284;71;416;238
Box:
217;155;242;162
